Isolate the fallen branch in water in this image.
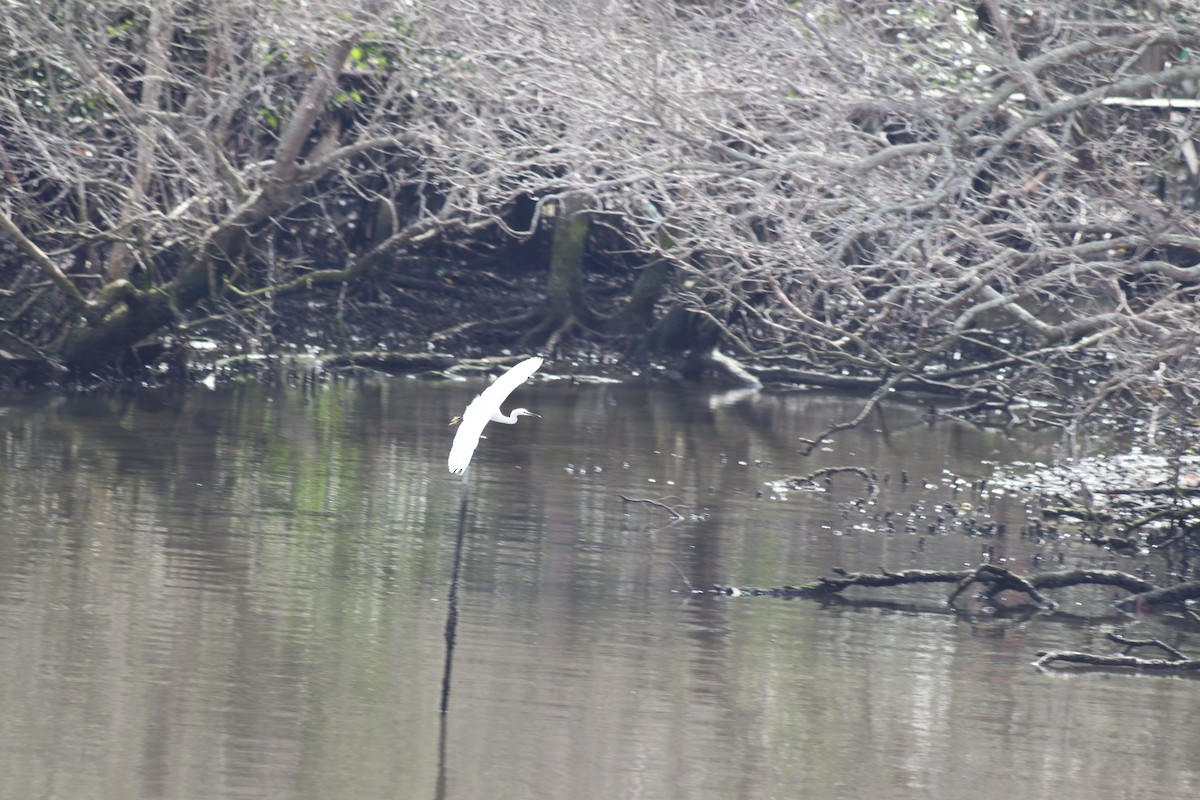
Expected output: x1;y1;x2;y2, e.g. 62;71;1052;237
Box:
1026;614;1200;673
947;564;1056;609
712;565;1200;674
1107;631;1188;660
1028;568;1157;595
786;466;873;488
1114;579;1200;611
1033;650;1200;671
713;567;967;599
713;565;1161;612
797;375;904;456
618;494;685;521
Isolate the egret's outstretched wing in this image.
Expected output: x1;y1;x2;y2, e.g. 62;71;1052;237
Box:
448;356;543;473
447;408;489;474
470;356;543;417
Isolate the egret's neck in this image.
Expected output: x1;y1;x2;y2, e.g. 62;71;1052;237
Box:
491;410;519;424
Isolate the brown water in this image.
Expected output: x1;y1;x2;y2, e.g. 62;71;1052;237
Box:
0;376;1196;799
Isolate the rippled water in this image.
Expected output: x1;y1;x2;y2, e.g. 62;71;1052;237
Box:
0;375;1196;799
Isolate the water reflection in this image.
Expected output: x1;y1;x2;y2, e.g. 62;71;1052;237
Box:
0;379;1196;799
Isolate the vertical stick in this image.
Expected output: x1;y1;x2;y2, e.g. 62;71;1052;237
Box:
439;465;470;715
433;708;450;800
435;467;469;798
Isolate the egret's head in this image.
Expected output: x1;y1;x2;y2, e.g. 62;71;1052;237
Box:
511;408;540;419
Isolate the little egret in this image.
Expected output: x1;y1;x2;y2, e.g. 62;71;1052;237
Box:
448;356;543;474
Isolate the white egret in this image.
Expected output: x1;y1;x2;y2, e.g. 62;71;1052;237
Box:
448;356;543;474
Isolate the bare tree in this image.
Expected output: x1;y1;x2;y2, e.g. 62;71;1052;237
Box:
1;0;1199;437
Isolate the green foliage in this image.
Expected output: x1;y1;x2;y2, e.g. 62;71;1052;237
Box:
105;16;139;39
258;107;281;131
348;42;389;71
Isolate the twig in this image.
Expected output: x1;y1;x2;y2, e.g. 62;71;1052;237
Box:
668;561;700;593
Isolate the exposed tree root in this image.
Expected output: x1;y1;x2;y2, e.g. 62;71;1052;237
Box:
429;310;539;345
527;312;580;353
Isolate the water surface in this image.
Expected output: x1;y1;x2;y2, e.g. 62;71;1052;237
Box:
0;376;1196;799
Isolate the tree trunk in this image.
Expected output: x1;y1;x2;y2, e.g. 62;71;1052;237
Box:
544;191;602;329
613;255;671;336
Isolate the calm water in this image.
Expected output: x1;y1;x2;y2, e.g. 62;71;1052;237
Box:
0;374;1196;800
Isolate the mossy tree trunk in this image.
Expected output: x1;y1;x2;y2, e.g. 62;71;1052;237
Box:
525;192;605;346
547;192;603;329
